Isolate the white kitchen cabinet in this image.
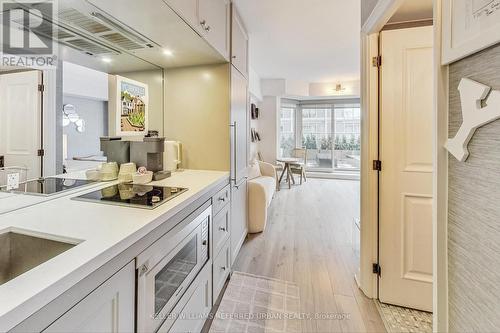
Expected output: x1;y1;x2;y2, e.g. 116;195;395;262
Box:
198;0;230;59
213;204;230;258
163;0;200;33
231;7;249;78
213;239;231;302
157;262;212;333
164;0;230;60
230;180;247;265
44;261;135;333
230;67;249;184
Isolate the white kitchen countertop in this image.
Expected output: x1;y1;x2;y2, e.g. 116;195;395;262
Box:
0;169;229;331
0;170;99;215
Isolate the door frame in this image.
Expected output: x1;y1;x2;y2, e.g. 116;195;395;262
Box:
359;0;449;331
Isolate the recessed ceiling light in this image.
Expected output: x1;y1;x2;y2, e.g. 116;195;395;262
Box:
163;49;174;56
102;57;112;63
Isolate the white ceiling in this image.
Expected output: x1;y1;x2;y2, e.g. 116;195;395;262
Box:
233;0;361;83
388;0;433;23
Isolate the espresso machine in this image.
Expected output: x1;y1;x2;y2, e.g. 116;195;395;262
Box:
100;136;171;180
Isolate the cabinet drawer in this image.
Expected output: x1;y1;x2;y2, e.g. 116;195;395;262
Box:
212;184;230;216
213;240;230;302
44;261;135;333
213;204;230;257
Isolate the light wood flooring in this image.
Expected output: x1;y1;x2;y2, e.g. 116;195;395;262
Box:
232;178;386;333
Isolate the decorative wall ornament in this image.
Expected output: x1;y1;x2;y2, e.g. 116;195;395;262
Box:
446;78;500;161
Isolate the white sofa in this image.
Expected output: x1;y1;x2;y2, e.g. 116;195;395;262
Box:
248;161;276;233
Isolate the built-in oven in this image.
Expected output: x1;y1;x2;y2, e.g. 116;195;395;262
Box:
136;205;210;332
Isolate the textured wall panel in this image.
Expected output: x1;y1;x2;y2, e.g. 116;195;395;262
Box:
448;44;500;331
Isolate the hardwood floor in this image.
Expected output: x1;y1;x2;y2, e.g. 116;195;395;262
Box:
232;178;386;333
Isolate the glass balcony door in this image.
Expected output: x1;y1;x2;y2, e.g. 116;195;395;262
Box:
333;106;361;171
301;107;334;171
279;101;361;173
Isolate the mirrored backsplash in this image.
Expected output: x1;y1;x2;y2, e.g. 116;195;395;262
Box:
0;0;226;194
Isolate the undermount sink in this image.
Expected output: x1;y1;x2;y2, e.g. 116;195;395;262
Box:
0;232;76;286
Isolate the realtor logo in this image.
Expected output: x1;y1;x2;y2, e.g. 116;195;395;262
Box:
0;0;57;68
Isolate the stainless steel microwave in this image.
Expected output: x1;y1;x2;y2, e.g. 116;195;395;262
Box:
136;206;210;332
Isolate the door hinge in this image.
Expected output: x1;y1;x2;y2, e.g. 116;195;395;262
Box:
373;160;382;171
38;84;44;92
37;149;45;157
372;55;382;68
373;263;381;276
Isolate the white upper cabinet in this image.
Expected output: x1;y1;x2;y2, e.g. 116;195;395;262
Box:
198;0;230;60
163;0;200;33
83;0;225;68
164;0;230;60
231;6;249;78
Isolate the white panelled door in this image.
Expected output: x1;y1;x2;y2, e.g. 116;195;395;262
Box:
0;71;42;180
379;26;433;312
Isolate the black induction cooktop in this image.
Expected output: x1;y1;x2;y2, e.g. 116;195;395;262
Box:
73;184;188;209
2;178;95;196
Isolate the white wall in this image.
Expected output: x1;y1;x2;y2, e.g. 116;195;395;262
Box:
309;80;360;97
286;80;309;96
262;78;361;99
261;79;286;96
249;66;263;101
63;62;108;101
259;96;279;163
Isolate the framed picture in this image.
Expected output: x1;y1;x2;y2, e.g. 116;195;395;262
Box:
114;76;149;136
443;0;500;64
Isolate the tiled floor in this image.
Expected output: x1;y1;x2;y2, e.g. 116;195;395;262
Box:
376;302;432;333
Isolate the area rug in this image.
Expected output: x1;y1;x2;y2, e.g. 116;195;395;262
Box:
376;301;432;333
209;271;301;333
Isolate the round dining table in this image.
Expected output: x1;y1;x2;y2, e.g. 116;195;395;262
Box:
276;157;300;189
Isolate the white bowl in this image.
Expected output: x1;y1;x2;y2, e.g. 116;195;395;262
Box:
85;170;100;181
132;171;153;185
100;171;118;181
118;162;137;183
119;162;137;174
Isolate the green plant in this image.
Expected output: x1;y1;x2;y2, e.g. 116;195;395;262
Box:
320;135;333;150
128;110;145;127
334;135;360;151
302;134;317;150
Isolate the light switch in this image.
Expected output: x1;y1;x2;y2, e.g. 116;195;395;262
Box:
7;173;20;190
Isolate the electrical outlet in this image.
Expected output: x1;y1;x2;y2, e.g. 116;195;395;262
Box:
7;173;20;190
